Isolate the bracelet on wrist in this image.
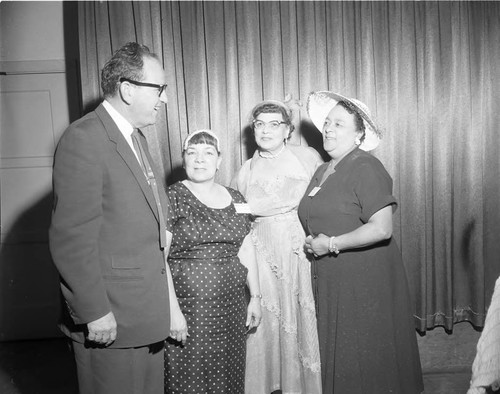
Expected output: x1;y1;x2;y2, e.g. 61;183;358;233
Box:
328;236;340;255
250;294;262;299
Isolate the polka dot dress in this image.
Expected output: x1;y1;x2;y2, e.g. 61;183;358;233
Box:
165;182;251;394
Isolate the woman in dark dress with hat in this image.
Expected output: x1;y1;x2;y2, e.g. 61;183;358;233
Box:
297;91;423;394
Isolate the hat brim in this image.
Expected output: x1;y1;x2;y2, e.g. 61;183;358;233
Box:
306;91;380;151
183;129;221;152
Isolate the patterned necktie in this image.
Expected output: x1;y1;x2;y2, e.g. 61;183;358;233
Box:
131;129;167;249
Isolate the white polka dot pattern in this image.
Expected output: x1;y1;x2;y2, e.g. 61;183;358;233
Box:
164;182;251;394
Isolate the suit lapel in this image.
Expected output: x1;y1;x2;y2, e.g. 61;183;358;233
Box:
94;104;160;223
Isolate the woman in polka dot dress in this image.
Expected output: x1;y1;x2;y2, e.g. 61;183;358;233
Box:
164;130;262;394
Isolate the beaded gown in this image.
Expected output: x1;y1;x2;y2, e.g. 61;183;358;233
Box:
164;182;251;394
233;145;323;394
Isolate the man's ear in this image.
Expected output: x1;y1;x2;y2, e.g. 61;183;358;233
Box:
119;80;134;105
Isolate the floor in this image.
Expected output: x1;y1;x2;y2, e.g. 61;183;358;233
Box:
0;337;494;394
0;338;78;394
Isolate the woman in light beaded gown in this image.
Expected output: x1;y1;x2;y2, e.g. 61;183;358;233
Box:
232;100;323;394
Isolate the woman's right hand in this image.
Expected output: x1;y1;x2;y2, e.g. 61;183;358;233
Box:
305;234;330;257
170;307;189;345
246;297;262;332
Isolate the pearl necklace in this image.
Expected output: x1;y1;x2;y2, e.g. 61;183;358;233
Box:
259;144;286;159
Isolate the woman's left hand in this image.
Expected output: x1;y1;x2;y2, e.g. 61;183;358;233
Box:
169;307;189;345
305;234;330;257
246;298;262;332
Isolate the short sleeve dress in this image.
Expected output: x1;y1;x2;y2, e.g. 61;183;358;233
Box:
164;182;251;394
297;148;424;394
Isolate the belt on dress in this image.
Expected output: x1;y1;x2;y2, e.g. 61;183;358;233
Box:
253;210;298;223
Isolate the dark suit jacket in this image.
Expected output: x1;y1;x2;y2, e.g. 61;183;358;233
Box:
49;103;170;348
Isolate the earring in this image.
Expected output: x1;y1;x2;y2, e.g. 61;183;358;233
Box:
355;136;361;146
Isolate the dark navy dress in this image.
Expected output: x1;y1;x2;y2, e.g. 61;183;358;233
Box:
298;148;423;394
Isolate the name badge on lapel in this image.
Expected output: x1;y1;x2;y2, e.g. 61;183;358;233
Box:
308;186;321;197
233;203;252;214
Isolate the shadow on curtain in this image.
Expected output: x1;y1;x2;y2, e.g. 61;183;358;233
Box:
77;0;500;333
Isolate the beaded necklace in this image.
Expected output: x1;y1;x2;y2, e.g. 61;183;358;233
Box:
258;143;286;159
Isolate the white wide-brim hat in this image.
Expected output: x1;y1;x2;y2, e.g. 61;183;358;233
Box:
306;91;381;151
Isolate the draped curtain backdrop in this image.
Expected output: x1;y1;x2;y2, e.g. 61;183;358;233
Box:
78;1;500;332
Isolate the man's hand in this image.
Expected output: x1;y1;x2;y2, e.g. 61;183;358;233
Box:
87;311;117;346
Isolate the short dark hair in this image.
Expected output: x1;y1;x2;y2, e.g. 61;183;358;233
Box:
183;131;220;155
101;42;160;98
250;101;295;135
336;101;366;143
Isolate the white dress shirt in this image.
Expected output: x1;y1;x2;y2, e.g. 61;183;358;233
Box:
102;100;141;164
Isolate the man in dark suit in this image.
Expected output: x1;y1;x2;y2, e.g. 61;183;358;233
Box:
49;42;186;394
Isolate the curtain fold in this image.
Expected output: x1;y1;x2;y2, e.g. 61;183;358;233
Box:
77;0;500;332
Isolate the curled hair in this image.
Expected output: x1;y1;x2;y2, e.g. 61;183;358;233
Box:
183;130;220;155
101;42;159;98
250;101;295;136
336;101;366;143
